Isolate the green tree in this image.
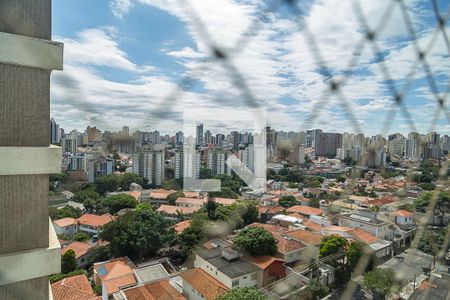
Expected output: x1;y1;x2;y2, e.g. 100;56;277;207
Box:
49;205;83;220
304;176;322;188
306;279;330;300
200;166;213;179
363;268;395;299
74;232;91;242
346;241;375;271
73;188;100;203
103;194;138;214
100;206;174;259
216;287;267;300
167;191;185;205
233;227;277;256
420;183;436;191
162;178;182;190
206;198;218;220
61;249;77;273
86;245;110;265
83;197;106;214
319;235;348;258
336;175;346;183
209;187;239;199
95;174;120;195
49;270;86;284
119;173;146;190
279;195;298;208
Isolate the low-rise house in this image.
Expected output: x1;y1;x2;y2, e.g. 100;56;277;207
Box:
338;209;390;239
147;189;177;206
391;210;413;226
61;241;94;268
77;213;115;235
213;197;237;206
249;256;286;287
270;214;304;228
156;205;200;220
194;247;260;288
51;274;100;300
93;257;137;299
286;206;324;218
121;279;185;300
174;220;191;235
53;217;77;238
284;229;324;260
180;268;229;300
134;258;178;284
175;197;207;208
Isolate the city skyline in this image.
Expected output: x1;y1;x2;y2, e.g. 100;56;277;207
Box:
50;0;450;135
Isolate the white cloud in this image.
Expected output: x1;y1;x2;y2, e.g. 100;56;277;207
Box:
109;0;133;19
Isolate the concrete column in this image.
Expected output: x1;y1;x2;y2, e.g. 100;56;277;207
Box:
0;1;63;299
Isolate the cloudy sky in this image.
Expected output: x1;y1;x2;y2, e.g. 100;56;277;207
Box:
51;0;450;136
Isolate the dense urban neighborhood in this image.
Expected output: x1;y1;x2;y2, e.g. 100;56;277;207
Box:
48;123;450;300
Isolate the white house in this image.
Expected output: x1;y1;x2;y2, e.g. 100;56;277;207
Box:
338;209;390;239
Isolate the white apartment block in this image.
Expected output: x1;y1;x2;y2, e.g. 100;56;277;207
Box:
174;150;200;180
132;151;165;186
207;150;232;176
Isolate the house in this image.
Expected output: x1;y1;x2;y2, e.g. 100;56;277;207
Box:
286;206;324;218
121;279;185;300
270;214;304;228
156;205;200;220
174;220;191;235
338;209;390;238
53;217;77;238
391;209;413;226
213;197;237;206
175;197;207;208
77;213;115;235
180;268;229;300
147;189;177;205
258;205;286;223
249;256;286;286
194;247;260;288
61;241;94;268
51;274;100;300
134;258;178;284
93;257;137;299
248;222;308;264
320;226;392;258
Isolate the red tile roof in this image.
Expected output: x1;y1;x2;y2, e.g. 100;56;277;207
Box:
286;206;323;216
157;205;200;215
274;234;306;254
303;220;323;232
391;209;413;217
51;274;98;300
150;189;177;199
94;257;137;295
175;197;207;206
213;197;237;206
348;228;379;244
284;229;324;245
77;214;114;228
61;241;93;259
54;217;76;228
174;220;191;234
180;268;229;300
123;279;186;300
249;256;284;270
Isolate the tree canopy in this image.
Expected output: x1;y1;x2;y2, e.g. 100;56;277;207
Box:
167;191;185;205
346;241;375;271
216;287;267;300
279;195;298;208
61;249;77;274
100;205;174;259
49;205;83;220
103;194;138;214
306;279;330;300
233;227;277;256
319;235;348;258
363;268;395;298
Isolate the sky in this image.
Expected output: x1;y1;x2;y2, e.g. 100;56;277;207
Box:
51;0;450;136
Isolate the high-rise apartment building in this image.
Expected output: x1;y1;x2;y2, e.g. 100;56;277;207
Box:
87;158;114;183
207;150;232;176
122;126;130;136
175;131;184;145
293;143;305;165
314;132;342;157
60;137;77;154
132;151;165;186
196;124;203;147
204;130;212;145
174;150;201;180
50;118;60;144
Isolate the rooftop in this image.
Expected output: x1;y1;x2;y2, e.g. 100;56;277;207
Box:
53;217;76;228
286;206;324;216
77;213;114;227
196;248;259;278
180;268;229;300
123;279;186;300
156;205;200;215
51;274;99;300
284;229;324;246
61;241;93;259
